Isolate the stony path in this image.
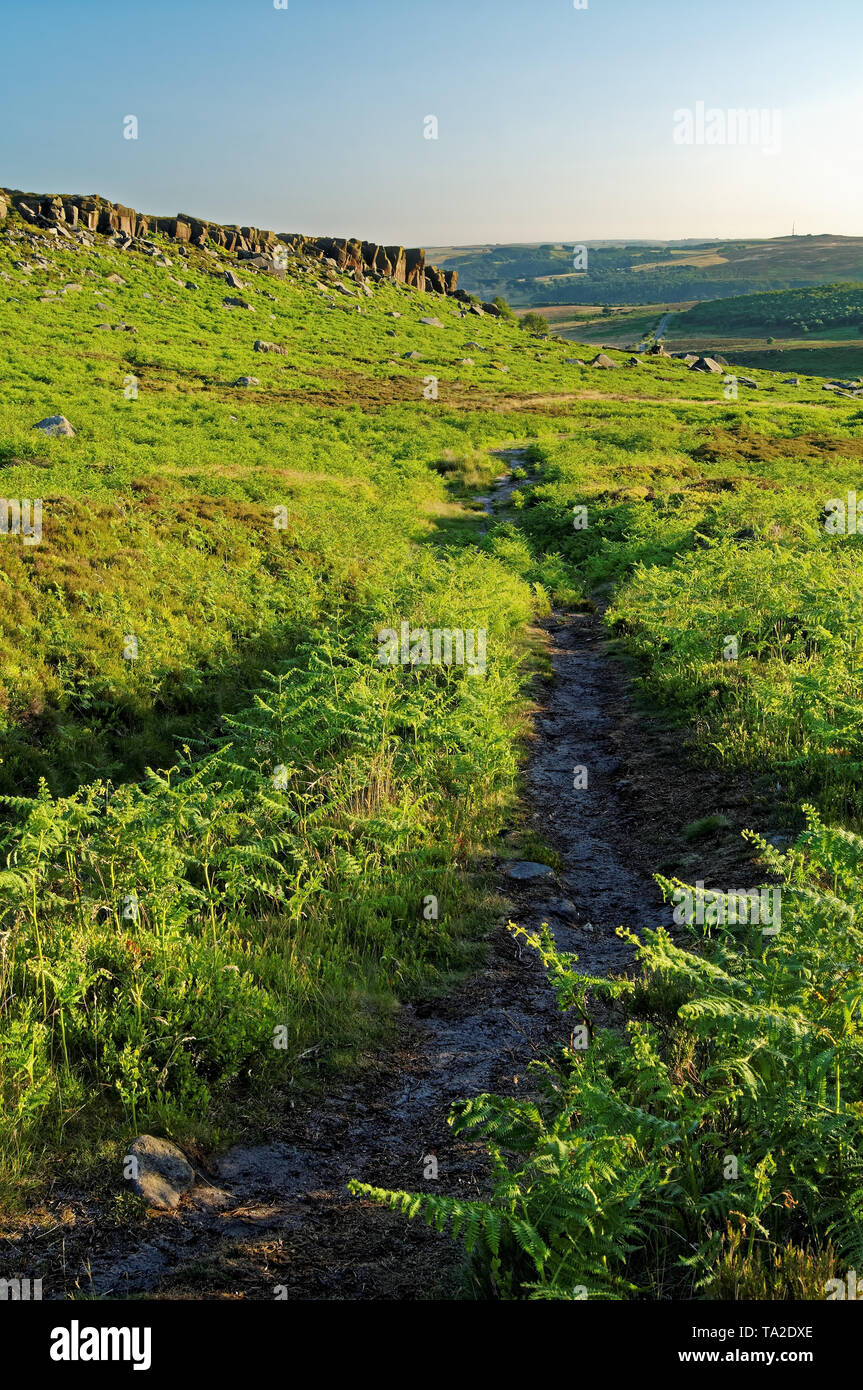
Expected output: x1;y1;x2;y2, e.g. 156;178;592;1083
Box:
9;462;762;1300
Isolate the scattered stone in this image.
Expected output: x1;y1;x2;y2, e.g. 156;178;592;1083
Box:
540;898;577;918
419;316;444;328
33;414;75;437
224;269;245;290
689;356;724;374
223;296;254;310
125;1135;195;1211
253;339;288;355
460;357;474;366
782;377;800;386
234;376;259;386
506;861;556;882
404;350;424;360
592;352;616;369
106;273;126;285
736;375;758;388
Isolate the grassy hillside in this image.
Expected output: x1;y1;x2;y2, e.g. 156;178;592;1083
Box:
5;200;863;1303
675;282;863;337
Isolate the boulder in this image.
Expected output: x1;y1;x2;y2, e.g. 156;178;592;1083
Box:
419;316;443;328
592;353;616;369
125;1135;195;1211
223;296;254;310
253;339;288;355
224;269;245;290
33;414;75;437
690;356;724;374
234;376;259;386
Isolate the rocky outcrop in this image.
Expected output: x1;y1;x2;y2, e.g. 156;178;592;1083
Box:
0;188;459;297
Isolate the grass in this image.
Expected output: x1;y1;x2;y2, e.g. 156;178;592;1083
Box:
6;202;863;1310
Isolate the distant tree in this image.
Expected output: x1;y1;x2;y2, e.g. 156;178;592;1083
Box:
520;312;549;334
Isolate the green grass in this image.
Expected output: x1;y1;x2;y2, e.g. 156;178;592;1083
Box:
6;202;863;1312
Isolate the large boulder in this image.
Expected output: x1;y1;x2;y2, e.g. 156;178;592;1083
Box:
125;1135;195;1210
592;353;616;369
690;356;724;374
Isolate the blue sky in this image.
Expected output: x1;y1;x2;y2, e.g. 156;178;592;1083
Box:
0;0;860;245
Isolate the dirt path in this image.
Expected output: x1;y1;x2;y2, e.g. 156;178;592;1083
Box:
8;462;766;1301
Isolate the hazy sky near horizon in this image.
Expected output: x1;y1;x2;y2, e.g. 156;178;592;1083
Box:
1;0;860;246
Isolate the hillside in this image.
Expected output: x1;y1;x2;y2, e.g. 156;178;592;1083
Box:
674;281;863;335
433;234;863;307
4;189;863;1306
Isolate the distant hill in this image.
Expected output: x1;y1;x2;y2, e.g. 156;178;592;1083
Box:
673;282;863;336
430;236;863;308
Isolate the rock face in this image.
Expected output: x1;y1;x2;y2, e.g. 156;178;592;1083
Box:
125;1134;195;1210
0;187;459;299
33;414;75;436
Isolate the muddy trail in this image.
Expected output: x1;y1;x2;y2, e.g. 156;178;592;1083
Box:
6;461;769;1301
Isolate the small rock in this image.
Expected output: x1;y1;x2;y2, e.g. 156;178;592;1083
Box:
506;861;555;881
223;296;254;310
125;1135;194;1210
404;351;424;360
541;898;577;918
106;273;126;285
254;339;288;355
33;414;75;437
234;376;259;386
225;269;245;290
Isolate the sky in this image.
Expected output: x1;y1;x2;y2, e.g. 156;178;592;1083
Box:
0;0;860;247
